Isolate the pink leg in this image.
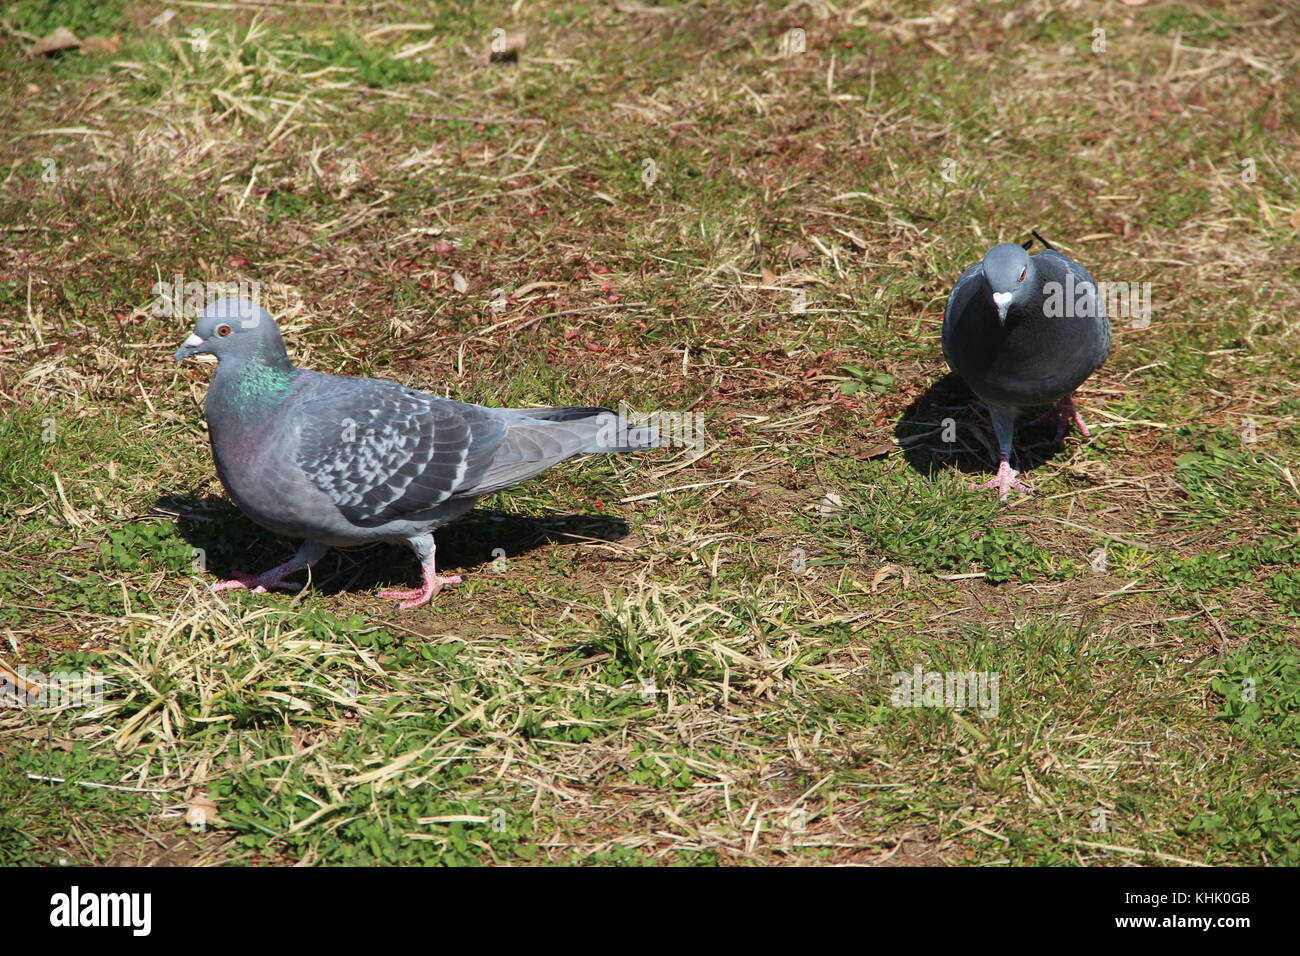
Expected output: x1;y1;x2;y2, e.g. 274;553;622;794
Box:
213;567;302;594
379;535;461;609
970;458;1035;501
1030;394;1091;443
1066;398;1091;439
212;541;328;596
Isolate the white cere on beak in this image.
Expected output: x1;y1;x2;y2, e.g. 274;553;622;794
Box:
992;292;1013;310
183;333;204;347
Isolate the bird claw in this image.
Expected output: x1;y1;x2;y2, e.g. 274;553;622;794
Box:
970;462;1035;501
1030;396;1091;443
1069;408;1091;439
379;574;462;610
212;571;302;595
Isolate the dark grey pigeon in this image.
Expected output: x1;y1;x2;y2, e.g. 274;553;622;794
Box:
175;298;659;608
942;238;1110;500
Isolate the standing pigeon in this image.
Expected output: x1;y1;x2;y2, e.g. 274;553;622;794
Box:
174;298;659;608
942;237;1110;500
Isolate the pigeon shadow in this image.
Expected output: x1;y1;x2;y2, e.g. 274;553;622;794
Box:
155;495;631;597
894;372;1072;479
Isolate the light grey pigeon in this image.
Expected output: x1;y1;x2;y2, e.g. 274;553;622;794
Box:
174;298;659;608
941;236;1110;500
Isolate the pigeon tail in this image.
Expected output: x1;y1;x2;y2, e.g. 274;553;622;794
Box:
509;406;662;454
582;409;662;454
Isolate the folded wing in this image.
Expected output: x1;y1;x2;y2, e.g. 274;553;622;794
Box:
295;384;656;524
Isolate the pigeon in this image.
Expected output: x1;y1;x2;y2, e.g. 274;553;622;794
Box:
942;236;1110;500
174;298;659;608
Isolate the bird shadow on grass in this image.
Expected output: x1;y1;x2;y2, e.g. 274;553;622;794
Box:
320;510;632;597
155;496;630;598
894;372;1072;480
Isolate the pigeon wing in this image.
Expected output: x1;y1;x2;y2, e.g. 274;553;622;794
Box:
942;260;984;367
1034;249;1112;362
1035;250;1108;320
295;379;508;525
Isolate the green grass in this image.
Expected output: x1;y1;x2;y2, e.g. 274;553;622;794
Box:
5;0;127;36
812;467;1082;582
0;744;154;866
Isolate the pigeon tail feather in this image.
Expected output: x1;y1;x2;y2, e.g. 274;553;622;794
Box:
508;405;662;453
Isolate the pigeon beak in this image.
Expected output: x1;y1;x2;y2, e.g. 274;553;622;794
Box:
992;292;1013;325
174;333;204;362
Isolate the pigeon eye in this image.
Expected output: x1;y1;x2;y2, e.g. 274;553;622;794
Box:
217;325;232;337
1018;268;1027;282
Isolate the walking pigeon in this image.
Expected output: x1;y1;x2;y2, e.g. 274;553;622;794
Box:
174;298;659;607
941;237;1110;500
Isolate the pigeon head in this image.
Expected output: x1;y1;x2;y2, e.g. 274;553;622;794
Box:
174;298;290;365
981;243;1034;325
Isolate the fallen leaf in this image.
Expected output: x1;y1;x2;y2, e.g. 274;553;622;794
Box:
31;28;81;57
814;492;843;515
871;564;898;591
0;661;40;700
856;443;893;460
80;35;121;56
451;271;468;294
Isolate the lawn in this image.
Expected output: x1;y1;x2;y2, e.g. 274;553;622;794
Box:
0;0;1297;866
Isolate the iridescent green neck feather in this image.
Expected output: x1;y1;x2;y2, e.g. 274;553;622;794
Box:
209;340;297;422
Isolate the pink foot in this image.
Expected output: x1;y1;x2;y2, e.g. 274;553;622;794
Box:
1030;395;1091;443
970;460;1035;501
1069;405;1091;439
212;569;303;595
379;568;463;609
